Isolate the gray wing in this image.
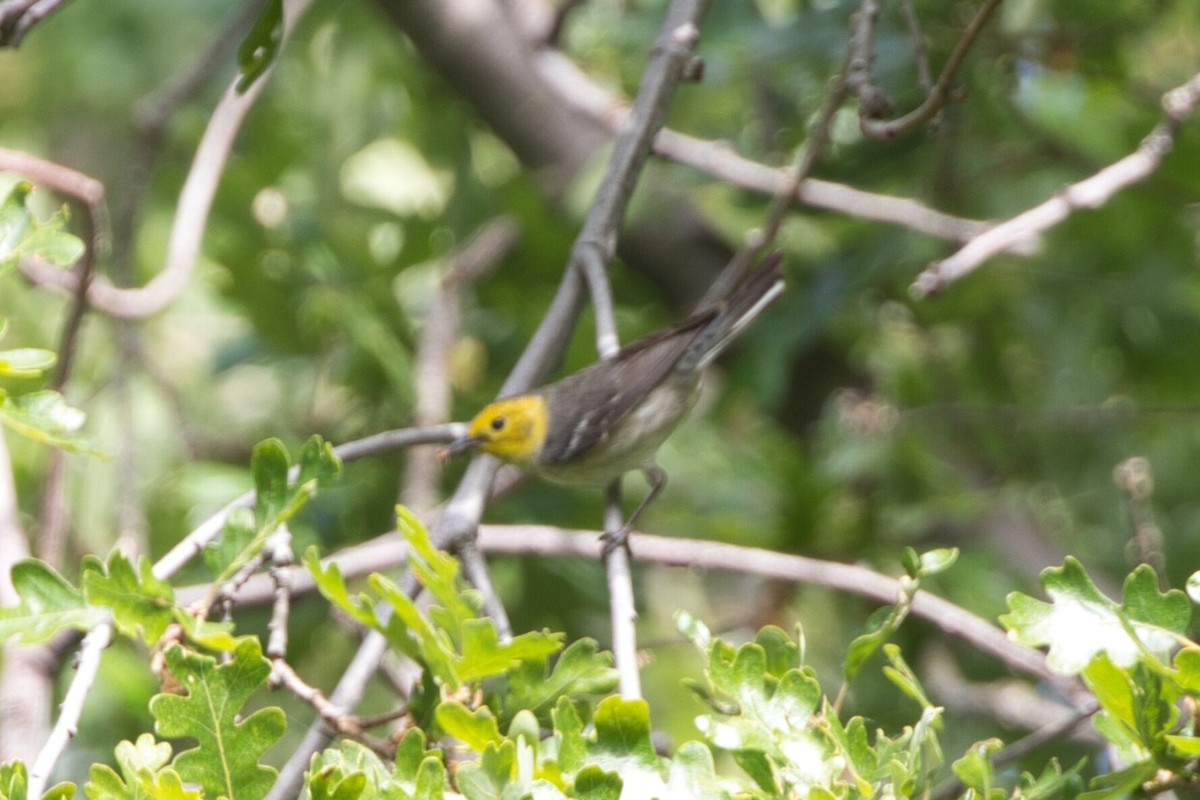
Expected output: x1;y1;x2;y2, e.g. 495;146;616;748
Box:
539;313;712;464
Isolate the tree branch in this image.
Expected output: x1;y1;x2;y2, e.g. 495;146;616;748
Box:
16;0;314;319
912;69;1200;297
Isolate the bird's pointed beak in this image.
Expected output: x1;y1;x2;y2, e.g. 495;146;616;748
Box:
446;433;482;456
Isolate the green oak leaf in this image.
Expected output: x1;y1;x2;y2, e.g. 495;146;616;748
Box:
82;553;175;645
1001;558;1189;674
455;619;562;683
434;701;502;751
83;734;199;800
0;559;107;643
502;638;617;722
149;639;285;800
590;696;665;794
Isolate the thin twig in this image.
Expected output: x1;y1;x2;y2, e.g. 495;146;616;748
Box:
913;69;1200;296
16;0;315;320
532;48;1033;251
856;0;1003;140
153;422;466;582
267;631;390;800
401;217;517;514
603;482;641;699
26;622;113;800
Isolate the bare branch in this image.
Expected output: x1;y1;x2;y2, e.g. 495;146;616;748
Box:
913;70;1200;297
27;623;113;800
854;0;1003;140
0;0;73;46
15;0;315;319
186;523;1077;695
533;49;1030;250
603;482;641;699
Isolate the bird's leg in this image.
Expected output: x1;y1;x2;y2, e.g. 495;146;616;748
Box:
600;463;667;558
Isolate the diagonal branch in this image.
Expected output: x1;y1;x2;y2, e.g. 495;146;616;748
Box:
912;69;1200;297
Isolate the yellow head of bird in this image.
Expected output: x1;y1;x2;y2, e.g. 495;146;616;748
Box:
456;395;548;464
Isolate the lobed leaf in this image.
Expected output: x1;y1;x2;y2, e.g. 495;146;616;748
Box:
0;559;107;644
149;639;286;800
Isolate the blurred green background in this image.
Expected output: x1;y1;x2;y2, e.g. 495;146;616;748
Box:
3;0;1200;777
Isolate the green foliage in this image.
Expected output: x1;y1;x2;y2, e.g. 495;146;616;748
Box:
83;734;199;800
0;183;84;275
0;390;98;454
307;506;615;723
1004;558;1200;795
844;546;958;681
205;435;342;582
236;0;282;93
81;553;175;645
1004;558;1191;674
306;735;447;800
149;639;286;800
0;560;108;643
0;185;93;452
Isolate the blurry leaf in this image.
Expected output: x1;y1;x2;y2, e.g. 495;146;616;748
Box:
502;638;617;721
592;696;657;766
950;738;1002;798
82;553;175;645
918;548;958;576
573;767;622;800
676;610;711;650
881;643;932;708
1002;559;1190;674
203;508;257;577
0;391;100;455
0;182;84;274
170;614;240;653
149;640;285;800
252;437;290;529
1173;647;1200;691
0;762;30;800
0;348;56;379
455;620;562;683
0;182;33;269
434;701;502;751
0;559;107;644
1012;758;1085;799
306;737;447;800
552;696;587;774
303;547;380;630
1187;571;1200;605
454;740;515;800
295;434;342;490
83;734;199;800
236;0;282;93
393;729;444;783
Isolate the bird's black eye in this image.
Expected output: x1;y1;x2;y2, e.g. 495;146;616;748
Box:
490;415;507;431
